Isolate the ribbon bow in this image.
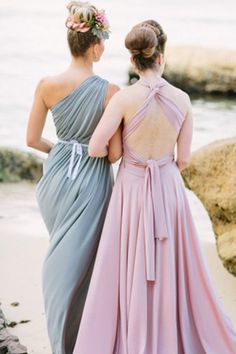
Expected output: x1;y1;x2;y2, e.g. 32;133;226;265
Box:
67;141;84;180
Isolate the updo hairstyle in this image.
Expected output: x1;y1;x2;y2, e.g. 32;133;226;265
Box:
66;1;101;57
125;20;167;71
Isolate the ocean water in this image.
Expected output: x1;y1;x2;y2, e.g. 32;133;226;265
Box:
0;0;236;153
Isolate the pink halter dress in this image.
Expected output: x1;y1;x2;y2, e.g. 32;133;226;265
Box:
73;78;236;354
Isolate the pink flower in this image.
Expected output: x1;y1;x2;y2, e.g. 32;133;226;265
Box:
95;10;106;25
66;17;74;29
66;17;90;32
74;22;90;32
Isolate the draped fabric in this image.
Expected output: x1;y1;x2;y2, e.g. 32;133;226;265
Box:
73;77;236;354
36;75;113;354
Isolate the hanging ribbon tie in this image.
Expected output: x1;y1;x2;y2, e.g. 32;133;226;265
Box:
58;139;88;180
143;158;171;281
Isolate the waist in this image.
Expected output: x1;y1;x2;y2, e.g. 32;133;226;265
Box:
57;139;88;180
58;138;88;147
119;154;175;177
121;154;175;174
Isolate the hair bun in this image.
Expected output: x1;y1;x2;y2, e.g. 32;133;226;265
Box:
125;26;158;58
66;1;96;24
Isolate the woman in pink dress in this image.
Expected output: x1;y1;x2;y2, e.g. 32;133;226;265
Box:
73;20;236;354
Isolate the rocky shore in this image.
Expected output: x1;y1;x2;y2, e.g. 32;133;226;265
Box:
128;46;236;96
0;306;27;354
0;148;42;183
182;137;236;276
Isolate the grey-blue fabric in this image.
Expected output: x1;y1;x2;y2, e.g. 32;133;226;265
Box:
36;75;113;354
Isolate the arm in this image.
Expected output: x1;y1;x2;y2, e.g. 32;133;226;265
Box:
176;96;193;171
89;90;124;159
26;79;54;154
103;84;122;163
108;125;123;163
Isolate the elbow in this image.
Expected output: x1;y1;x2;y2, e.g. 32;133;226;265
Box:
88;139;108;158
108;145;123;164
108;156;120;164
108;152;122;164
88;146;105;158
26;131;40;148
88;145;98;158
26;136;36;148
176;158;190;171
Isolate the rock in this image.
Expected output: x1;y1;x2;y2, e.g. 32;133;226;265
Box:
0;306;28;354
6;323;17;329
0;148;43;183
128;46;236;96
182;137;236;276
0;347;8;354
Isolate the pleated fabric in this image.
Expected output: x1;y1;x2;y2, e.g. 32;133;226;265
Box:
73;77;236;354
36;75;113;354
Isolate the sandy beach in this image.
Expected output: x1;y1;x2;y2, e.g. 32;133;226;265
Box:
0;181;236;353
0;182;50;353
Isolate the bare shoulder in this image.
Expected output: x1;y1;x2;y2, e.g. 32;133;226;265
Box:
166;81;190;99
164;81;192;114
35;73;69;108
109;85;132;106
33;76;54;100
107;83;120;95
104;83;120;107
177;87;191;106
37;74;64;95
105;83;143;112
112;84;134;101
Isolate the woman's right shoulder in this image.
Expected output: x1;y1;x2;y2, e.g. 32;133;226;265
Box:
35;74;63;95
34;74;67;108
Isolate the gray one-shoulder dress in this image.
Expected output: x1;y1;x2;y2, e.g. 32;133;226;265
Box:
36;75;113;354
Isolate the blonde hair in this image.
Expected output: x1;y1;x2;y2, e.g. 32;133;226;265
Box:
66;1;100;57
67;1;97;24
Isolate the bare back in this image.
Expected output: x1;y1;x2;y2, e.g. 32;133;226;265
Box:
122;78;190;161
89;75;193;171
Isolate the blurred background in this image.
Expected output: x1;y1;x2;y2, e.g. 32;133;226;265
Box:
0;1;236;353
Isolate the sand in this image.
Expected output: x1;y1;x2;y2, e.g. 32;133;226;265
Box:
0;182;50;353
0;182;236;354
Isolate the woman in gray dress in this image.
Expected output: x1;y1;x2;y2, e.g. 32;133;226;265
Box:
26;2;120;353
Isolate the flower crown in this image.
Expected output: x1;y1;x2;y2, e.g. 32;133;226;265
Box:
66;9;110;40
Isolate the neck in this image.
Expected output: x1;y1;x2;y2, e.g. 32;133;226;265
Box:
139;68;163;82
69;55;94;76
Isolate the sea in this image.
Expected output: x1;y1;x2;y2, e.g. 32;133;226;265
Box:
0;0;236;153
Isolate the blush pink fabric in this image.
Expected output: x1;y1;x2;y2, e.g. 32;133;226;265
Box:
73;78;236;354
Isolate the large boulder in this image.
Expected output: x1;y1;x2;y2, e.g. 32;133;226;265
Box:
165;46;236;95
0;148;43;183
182;138;236;276
128;46;236;96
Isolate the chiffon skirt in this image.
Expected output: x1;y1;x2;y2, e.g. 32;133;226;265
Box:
73;159;236;354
